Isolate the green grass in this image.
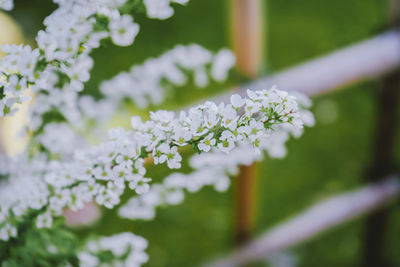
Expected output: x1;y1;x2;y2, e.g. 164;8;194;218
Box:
7;0;400;266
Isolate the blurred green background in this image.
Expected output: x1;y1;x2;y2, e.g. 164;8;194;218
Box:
6;0;400;266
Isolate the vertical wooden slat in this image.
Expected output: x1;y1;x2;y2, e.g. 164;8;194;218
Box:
235;164;258;245
361;1;400;266
232;0;264;78
231;0;265;247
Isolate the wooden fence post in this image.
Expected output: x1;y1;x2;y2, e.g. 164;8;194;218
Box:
231;0;265;247
361;1;400;266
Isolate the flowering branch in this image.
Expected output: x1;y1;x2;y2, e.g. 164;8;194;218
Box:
101;44;235;108
0;87;304;242
0;0;193;130
0;1;232;169
78;232;149;267
0;1;313;266
30;44;235;161
0;0;138;118
119;92;315;220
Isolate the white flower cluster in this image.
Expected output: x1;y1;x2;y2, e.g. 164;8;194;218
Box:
118;145;256;220
78;95;118;124
101;45;235;108
144;0;190;19
79;232;149;267
0;0;13;11
131;87;303;168
0;1;235;169
0;1;311;266
28;45;235;173
37;122;86;157
119;91;315;220
30;94;118;157
31;94;118;160
0;45;37;116
0;0;201;125
0;87;304;242
0;153;50;240
0;0;139;125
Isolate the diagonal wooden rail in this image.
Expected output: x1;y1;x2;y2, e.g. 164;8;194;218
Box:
204;177;400;267
208;30;400;103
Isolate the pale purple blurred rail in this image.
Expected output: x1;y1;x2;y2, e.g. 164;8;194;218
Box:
205;177;400;267
210;30;400;103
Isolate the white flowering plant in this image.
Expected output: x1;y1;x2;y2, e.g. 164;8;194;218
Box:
0;0;314;266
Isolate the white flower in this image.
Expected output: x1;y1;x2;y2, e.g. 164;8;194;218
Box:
92;166;110;180
152;143;169;165
219;103;238;131
0;0;13;11
144;0;174;19
188;109;206;136
246;119;265;142
246;89;260;101
36;212;53;228
173;126;192;146
80;233;149;267
153;144;182;168
211;49;235;81
194;67;208;87
118;198;156;220
150;110;175;130
110;15;140;46
244;98;261;117
218;130;235;153
18;46;39;79
63;56;94;91
198;133;216;152
79;252;99;267
0;224;16;241
166;146;182;169
172;0;189;4
134;180;151;194
203;102;219;128
165;189;184;205
231;94;245;109
131;116;143;130
5;75;27;95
